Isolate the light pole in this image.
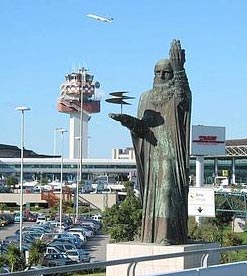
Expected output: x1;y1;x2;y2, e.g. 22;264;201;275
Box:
16;106;30;253
53;127;63;155
75;136;81;221
79;68;86;185
53;127;63;181
57;128;67;233
87;135;91;158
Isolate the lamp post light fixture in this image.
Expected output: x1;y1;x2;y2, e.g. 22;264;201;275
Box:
16;106;31;253
57;128;67;233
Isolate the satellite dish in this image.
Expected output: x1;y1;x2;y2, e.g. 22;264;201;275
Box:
95;81;100;89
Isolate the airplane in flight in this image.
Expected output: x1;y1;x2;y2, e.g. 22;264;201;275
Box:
87;14;113;23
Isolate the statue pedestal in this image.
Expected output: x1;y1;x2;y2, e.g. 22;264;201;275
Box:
106;242;219;276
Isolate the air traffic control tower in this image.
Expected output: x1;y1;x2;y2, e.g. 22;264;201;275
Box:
57;68;100;159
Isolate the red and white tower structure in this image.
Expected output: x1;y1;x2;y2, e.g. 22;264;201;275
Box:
57;68;100;159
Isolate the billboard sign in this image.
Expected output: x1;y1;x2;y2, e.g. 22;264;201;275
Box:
191;125;225;156
188;187;215;217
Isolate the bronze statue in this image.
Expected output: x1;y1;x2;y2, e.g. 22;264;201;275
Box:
110;40;192;244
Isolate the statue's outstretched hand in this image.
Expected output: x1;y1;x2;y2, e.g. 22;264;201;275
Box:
169;39;185;72
109;113;138;129
109;113;157;146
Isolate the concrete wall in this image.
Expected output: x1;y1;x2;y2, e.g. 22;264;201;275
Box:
0;193;45;205
79;193;117;211
106;242;219;276
0;192;117;211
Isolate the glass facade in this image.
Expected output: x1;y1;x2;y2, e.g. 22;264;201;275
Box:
1;156;247;184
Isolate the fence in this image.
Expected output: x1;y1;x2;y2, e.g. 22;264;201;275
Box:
2;244;247;276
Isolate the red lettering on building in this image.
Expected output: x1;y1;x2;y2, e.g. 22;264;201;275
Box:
198;136;217;142
192;135;224;144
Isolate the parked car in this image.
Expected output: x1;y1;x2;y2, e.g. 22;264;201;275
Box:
48;242;78;252
0;214;14;225
40;232;58;244
45;246;62;255
36;215;47;224
0;218;7;227
23;231;41;240
42;253;77;267
52;233;84;248
66;229;87;242
14;213;21;223
26;213;37;222
65;249;90;263
0;185;10;193
91;214;102;223
70;226;94;238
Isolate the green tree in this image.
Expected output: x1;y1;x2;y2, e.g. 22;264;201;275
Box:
103;181;142;242
0;203;7;213
28;240;46;267
0;254;7;269
6;245;25;272
188;217;245;264
6;176;18;189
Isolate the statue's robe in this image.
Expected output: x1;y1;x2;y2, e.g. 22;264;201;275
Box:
131;70;192;244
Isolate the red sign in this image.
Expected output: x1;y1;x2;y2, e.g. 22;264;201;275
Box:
193;135;224;144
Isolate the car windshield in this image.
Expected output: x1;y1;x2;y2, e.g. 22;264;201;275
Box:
68;251;77;256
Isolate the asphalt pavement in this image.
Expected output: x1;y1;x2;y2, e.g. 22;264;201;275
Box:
0;221;34;240
84;232;110;262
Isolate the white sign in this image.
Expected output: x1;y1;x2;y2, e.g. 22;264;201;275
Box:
188;187;215;217
191;125;225;156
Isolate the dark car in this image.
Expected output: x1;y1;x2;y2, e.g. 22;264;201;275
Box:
42;253;77;267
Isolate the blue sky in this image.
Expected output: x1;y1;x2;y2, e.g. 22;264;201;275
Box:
0;0;247;158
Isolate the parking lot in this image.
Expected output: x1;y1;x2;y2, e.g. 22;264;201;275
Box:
0;221;110;262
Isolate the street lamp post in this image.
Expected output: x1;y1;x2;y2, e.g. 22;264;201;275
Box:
57;128;67;233
79;68;86;182
53;128;63;181
16;106;30;253
77;68;86;221
75;136;82;222
53;127;63;156
75;136;81;221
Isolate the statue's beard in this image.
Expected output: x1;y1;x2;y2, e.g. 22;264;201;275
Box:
153;77;174;90
153;76;173;86
150;79;175;106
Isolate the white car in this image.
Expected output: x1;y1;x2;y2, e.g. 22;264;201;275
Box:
91;214;102;222
36;215;46;224
69;227;94;238
65;249;90;263
66;230;87;242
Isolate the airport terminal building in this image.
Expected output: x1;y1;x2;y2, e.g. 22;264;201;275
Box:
0;139;247;185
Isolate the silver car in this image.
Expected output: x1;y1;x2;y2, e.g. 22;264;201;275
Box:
65;249;90;263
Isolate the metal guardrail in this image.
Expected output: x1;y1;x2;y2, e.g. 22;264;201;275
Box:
3;244;247;276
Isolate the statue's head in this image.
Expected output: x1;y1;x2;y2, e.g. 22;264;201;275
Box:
153;59;173;85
